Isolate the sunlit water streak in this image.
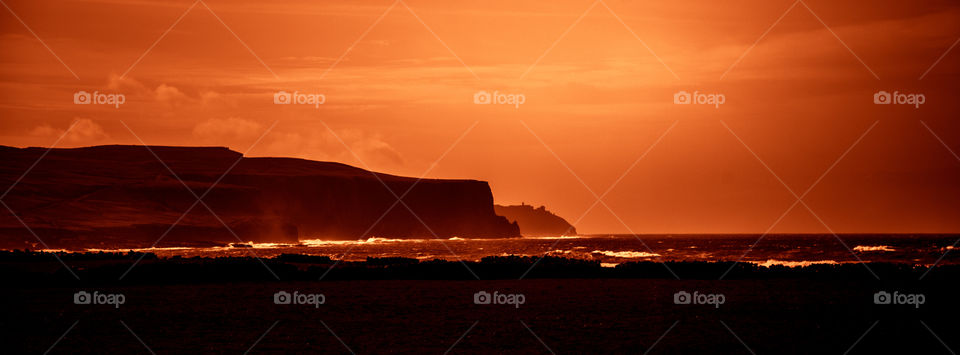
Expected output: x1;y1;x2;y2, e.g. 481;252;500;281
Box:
44;234;960;266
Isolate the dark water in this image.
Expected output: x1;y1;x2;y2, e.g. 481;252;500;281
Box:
17;236;960;354
71;234;960;266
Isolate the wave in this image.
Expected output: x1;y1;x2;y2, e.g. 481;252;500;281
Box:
853;245;895;252
300;237;426;246
299;236;492;246
523;235;584;240
756;259;840;267
38;249;73;253
591;250;661;258
44;246;209;253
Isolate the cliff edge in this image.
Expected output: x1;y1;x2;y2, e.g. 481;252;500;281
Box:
494;204;577;237
0;145;520;249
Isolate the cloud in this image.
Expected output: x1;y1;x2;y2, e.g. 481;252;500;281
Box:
257;128;405;170
107;74;149;93
200;91;223;105
338;129;405;167
30;118;110;145
155;84;189;104
105;75;192;104
192;117;264;142
29;125;59;137
167;113;395;172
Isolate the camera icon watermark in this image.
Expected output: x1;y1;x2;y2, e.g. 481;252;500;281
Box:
473;290;525;308
873;90;924;108
673;90;725;108
873;290;925;308
673;290;725;308
73;290;126;308
473;90;525;108
273;290;325;308
73;90;125;108
274;90;325;108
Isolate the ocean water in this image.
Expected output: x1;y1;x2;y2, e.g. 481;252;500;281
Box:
74;234;960;266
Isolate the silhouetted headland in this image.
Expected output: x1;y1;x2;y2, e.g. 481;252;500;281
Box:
0;145;520;250
495;203;577;236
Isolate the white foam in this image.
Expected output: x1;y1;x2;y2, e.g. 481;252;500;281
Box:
300;237;422;246
591;250;660;258
756;259;840;267
521;236;582;240
853;245;895;252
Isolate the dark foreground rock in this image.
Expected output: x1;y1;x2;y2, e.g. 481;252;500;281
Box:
7;252;957;353
8;278;959;354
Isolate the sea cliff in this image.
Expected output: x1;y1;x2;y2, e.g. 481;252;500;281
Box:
0;145;520;249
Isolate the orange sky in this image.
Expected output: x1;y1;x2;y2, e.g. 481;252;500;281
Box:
1;0;959;234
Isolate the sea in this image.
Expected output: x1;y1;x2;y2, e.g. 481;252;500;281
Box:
68;234;960;267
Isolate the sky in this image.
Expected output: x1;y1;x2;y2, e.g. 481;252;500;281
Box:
1;0;959;234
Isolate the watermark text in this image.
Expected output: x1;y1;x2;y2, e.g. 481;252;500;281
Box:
473;90;525;108
474;290;525;308
274;90;325;108
74;291;125;308
274;290;325;308
674;90;725;108
873;90;924;108
673;290;725;308
874;291;924;308
74;90;125;108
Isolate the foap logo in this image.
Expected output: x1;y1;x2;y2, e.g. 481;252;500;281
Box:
673;90;725;108
473;290;526;308
874;291;925;308
873;90;925;108
673;290;725;308
473;90;525;108
73;90;125;108
74;291;126;308
274;91;326;108
273;290;325;308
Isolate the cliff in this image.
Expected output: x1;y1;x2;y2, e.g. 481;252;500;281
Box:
0;145;520;249
494;204;577;237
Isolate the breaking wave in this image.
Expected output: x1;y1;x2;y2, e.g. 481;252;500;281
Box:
591;250;661;258
853;245;895;252
756;259;840;267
